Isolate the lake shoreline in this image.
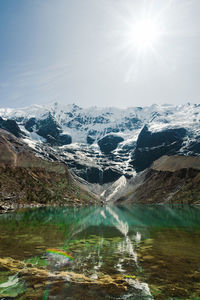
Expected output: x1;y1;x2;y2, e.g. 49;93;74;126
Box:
0;200;104;213
1;199;199;214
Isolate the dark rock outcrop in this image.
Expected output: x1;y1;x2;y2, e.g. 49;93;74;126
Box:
56;134;72;145
36;113;61;142
131;126;187;172
103;168;122;184
24;117;36;132
24;114;72;146
64;159;122;184
187;141;200;154
87;135;95;145
71;165;102;184
0;117;22;137
98;134;124;154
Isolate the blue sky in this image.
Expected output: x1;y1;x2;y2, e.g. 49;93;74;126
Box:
0;0;200;108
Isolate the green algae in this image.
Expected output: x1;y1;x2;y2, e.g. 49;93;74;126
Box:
124;275;136;279
24;256;48;268
1;205;200;299
0;275;26;298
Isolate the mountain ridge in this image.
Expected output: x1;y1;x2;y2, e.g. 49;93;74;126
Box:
0;129;97;211
115;155;200;205
0;102;200;184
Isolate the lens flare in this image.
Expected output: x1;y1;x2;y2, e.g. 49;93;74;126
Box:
46;248;73;260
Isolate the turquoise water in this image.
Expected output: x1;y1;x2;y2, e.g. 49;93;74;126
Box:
0;204;200;299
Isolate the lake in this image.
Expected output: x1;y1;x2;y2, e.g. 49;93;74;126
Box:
0;204;200;299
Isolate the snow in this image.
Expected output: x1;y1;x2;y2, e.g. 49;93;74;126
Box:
101;175;127;202
18;125;46;150
1;102;200;181
1;102;200;145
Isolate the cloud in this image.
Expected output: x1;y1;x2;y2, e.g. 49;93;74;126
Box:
0;61;70;107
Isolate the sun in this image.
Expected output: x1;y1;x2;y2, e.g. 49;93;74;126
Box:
132;18;161;50
112;1;168;81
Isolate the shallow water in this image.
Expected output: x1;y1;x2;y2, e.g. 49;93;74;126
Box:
0;204;200;299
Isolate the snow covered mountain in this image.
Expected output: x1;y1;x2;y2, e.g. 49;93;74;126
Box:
0;102;200;185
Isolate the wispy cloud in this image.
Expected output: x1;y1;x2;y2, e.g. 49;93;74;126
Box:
0;61;71;107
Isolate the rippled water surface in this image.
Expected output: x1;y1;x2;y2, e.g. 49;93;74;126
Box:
0;204;200;299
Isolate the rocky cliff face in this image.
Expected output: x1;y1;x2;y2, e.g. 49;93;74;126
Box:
0;102;200;184
0;129;97;209
117;156;200;204
131;126;187;172
0;117;22;137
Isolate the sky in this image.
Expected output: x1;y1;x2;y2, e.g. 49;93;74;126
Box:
0;0;200;108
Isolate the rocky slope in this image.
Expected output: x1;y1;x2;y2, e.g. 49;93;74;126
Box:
116;155;200;204
0;129;97;210
0;102;200;185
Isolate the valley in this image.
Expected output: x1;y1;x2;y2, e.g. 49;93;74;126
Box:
0;102;200;206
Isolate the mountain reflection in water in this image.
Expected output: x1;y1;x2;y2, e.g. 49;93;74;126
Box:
0;204;200;299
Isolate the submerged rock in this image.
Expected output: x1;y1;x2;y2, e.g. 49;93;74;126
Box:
0;257;153;299
45;248;73;269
